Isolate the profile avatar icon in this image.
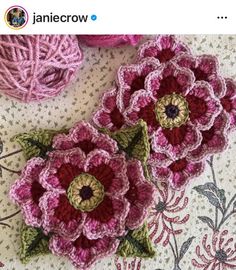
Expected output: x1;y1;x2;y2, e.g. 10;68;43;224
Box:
5;6;28;30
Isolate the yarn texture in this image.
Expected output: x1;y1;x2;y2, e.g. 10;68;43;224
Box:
78;35;142;47
0;35;83;102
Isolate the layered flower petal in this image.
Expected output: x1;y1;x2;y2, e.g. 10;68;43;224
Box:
116;58;160;110
83;195;129;239
40;192;85;240
9;157;45;227
151;158;205;189
220;78;236;131
53;121;118;154
50;234;119;270
175;53;226;98
93;88;125;131
138;35;190;63
125;160;155;229
188;112;229;161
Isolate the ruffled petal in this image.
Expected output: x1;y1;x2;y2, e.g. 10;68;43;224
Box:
117;58;160;110
40;192;85;240
84;196;129;239
188;112;229;161
138;35;190;63
152;124;202;160
50;234;119;270
187;81;221;130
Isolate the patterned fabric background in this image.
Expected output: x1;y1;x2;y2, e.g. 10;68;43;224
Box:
0;35;236;270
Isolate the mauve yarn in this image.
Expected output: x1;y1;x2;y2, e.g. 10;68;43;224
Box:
0;35;83;102
78;35;142;47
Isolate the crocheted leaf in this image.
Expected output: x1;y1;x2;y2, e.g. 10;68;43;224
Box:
117;223;155;258
20;225;50;264
110;120;150;163
14;130;60;160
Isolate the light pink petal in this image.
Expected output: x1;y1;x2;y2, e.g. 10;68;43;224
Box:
10;179;32;204
21;200;43;228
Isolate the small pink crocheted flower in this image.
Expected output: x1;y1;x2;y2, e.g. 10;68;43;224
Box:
151;158;205;189
174;53;226;98
10;158;46;227
50;233;119;270
124;62;221;160
138;35;190;63
220;78;236;131
53;121;118;154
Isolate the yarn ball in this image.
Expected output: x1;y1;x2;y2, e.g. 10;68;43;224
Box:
0;35;83;102
78;35;142;47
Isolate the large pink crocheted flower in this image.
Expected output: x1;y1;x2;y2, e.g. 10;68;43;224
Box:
125;62;221;160
10;122;154;269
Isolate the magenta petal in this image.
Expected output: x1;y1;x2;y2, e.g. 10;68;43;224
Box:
40;192;85;240
188;112;229;162
152;125;202;160
83;196;129;239
50;234;119;269
22;200;43;227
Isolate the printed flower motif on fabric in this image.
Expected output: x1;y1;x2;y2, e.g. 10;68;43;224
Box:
9;121;155;269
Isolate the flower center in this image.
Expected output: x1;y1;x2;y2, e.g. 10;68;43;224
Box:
67;173;105;212
155;93;189;128
155;201;166;213
215;249;228;263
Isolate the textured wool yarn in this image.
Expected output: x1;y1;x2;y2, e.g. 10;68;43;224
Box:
0;35;83;102
78;35;142;47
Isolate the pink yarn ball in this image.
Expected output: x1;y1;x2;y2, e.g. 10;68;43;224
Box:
78;35;142;47
0;35;83;102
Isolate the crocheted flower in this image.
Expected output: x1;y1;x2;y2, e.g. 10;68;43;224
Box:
39;149;130;240
10;158;46;227
50;233;119;270
220;78;236;131
116;58;160;110
174;53;226;98
138;35;190;63
148;182;189;246
192;230;236;269
10;121;154;268
124;62;221;160
151;158;205;189
93;88;125;131
53;121;118;154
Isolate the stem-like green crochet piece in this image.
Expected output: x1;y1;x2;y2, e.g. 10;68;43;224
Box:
117;223;155;258
20;225;50;263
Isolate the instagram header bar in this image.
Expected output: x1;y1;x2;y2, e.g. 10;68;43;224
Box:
0;0;235;34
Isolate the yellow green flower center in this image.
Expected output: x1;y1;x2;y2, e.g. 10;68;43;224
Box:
155;93;189;128
67;173;105;212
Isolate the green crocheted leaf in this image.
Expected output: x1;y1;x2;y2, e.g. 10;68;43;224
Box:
20;225;50;264
14;130;60;160
116;223;155;258
110;120;150;163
